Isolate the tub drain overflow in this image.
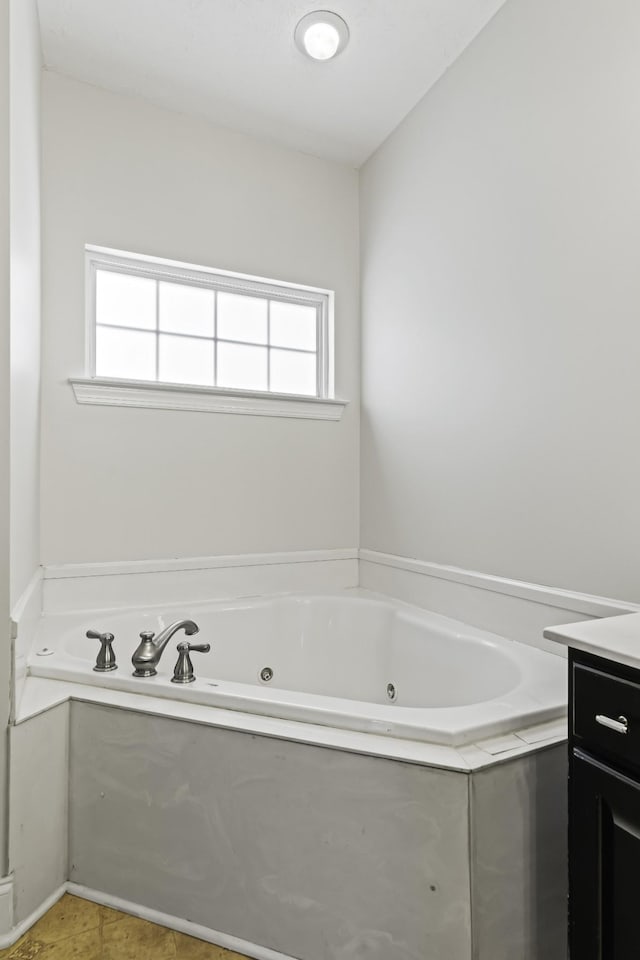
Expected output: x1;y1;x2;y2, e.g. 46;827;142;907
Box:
260;666;274;683
386;682;397;702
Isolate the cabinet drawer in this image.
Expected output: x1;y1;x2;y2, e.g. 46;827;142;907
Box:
574;663;640;771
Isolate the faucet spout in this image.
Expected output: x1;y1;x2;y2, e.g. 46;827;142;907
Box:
131;619;199;677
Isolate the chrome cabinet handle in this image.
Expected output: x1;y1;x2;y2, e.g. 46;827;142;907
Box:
595;714;628;735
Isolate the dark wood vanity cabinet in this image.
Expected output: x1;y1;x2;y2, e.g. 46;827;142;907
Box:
569;650;640;959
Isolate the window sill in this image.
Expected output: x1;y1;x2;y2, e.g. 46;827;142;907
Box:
69;378;347;421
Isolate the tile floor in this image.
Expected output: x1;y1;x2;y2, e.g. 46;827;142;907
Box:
0;893;252;959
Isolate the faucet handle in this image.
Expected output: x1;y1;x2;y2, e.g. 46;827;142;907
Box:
171;640;211;684
86;630;117;672
184;643;210;654
87;629;113;641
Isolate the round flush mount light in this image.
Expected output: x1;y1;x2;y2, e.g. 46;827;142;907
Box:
294;10;349;61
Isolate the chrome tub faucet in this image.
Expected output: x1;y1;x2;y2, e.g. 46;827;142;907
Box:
131;619;199;677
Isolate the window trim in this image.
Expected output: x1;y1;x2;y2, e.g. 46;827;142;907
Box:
75;246;345;420
69;376;346;420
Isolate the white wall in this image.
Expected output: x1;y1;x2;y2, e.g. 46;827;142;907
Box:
360;0;640;604
40;72;359;566
0;0;10;879
9;0;41;609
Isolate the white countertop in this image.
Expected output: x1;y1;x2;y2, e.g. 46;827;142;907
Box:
544;612;640;671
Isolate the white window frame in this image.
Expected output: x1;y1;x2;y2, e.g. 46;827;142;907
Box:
69;246;346;421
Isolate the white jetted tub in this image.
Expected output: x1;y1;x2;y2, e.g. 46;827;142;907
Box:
28;591;566;746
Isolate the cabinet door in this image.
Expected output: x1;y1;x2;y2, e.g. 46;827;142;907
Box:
571;749;640;959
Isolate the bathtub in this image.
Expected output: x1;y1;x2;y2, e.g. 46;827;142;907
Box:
28;591;566;746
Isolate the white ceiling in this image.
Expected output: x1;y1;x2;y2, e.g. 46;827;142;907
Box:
36;0;508;167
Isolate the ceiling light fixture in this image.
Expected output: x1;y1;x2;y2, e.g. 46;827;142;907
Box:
294;11;349;61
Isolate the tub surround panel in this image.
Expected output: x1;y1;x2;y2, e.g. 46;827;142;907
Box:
9;702;69;924
470;746;568;960
10;567;43;717
359;555;633;654
69;702;473;960
38;545;631;631
42;551;358;614
360;551;637;620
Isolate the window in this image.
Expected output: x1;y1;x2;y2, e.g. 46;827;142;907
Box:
71;247;345;420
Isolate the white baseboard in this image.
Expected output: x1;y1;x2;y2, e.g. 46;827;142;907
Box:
0;878;297;957
0;875;13;938
0;882;66;949
66;883;296;960
42;549;359;613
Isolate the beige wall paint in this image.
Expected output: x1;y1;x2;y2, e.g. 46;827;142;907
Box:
9;0;41;609
40;72;359;565
360;0;640;603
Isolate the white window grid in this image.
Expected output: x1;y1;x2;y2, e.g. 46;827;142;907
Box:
85;246;334;399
